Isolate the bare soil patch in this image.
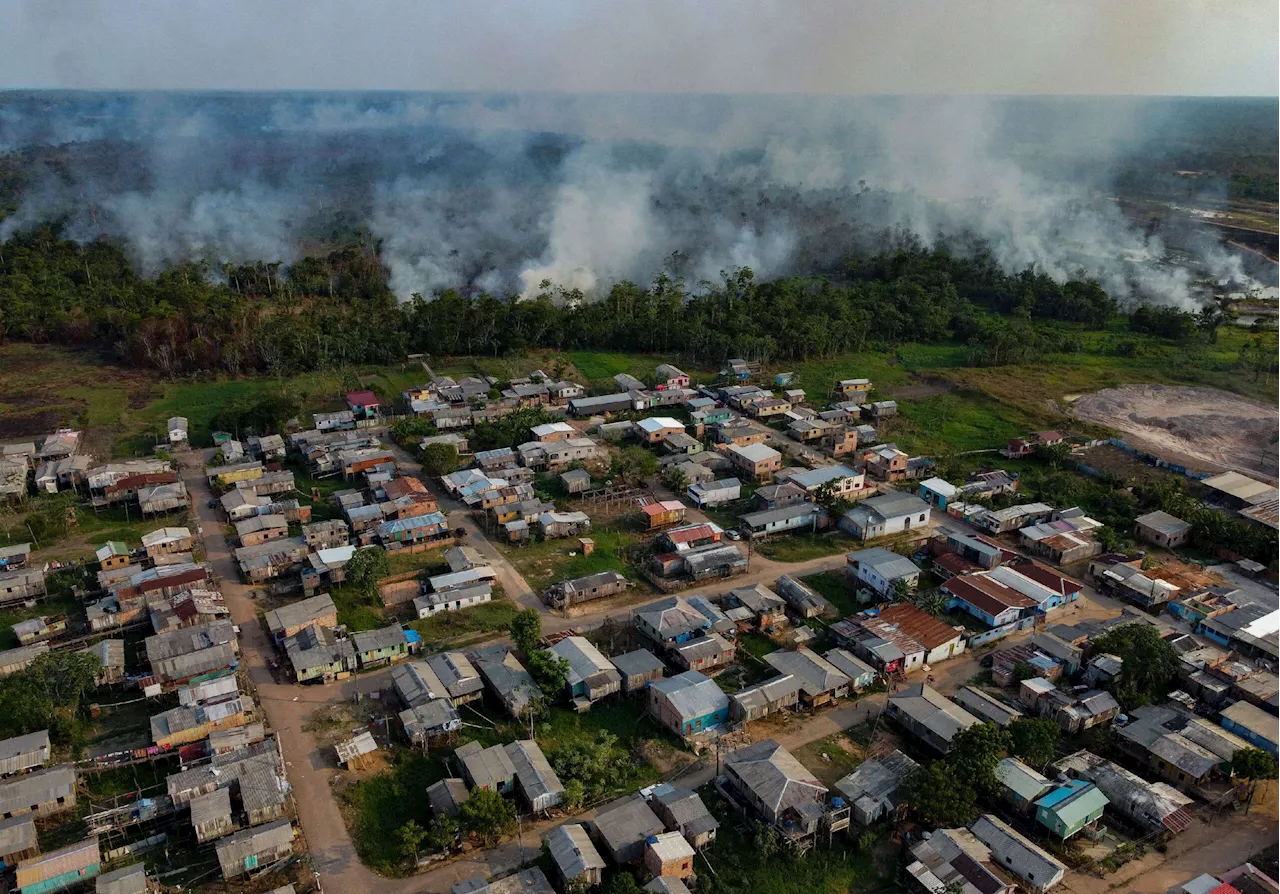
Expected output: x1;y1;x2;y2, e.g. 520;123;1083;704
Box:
1069;384;1279;479
885;375;957;400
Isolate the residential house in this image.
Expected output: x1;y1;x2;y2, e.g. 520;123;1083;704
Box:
505;740;564;813
13;616;66;646
96;541;132;572
1219;701;1278;756
612;649;666;695
739;503;825;539
722;739;828;829
0;731;50;777
346;390;381;420
906;827;1016;894
426;651;485;706
1034;780;1109;840
715;423;768;448
971;503;1054;535
191;787;236;842
835;379;872;401
764;647;851;707
637;417;686;444
0;544;30;571
872;603;966;664
953;687;1023;728
235;513;288;547
94;865;151;894
544;570;630;611
592;795;665;864
1112;703;1248;789
835;749;920;826
142;526;194;557
885;684;981;753
641;501;687;530
471;645;541;718
823;649;878;692
0;569;46;605
561;469;592;494
747;397;792;419
284;626;355;683
0;644;50;678
863;444;908;481
730;674;802;721
539;511;592;539
723;443;782;482
671;632;736;674
427;779;469;820
144;620;238;685
729;583;787;628
14;838;100;894
774;575;831;619
829;617;921;675
352;625;410;669
656;364;690;389
919;477;959;510
687;478;741;507
215;819;295;880
1029;633;1083;674
995;758;1053;812
532;422;577;442
650;785;718;849
845;547;921;599
839;491;932;541
944;574;1038;628
1083;653;1124;689
549;636;623;705
636;597;714;646
302;520;349;551
789;464;865;497
416;582;492;619
0;814;36;868
969;814;1066;892
1053;751;1195;837
546;824;606;889
570;393;634;416
644;832;696;882
1134;511;1193;549
647;671;730;739
458;741;516;795
0;764;77;819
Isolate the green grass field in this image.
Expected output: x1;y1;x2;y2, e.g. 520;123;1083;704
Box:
801;570;863;617
496;524;647;591
754;531;853;563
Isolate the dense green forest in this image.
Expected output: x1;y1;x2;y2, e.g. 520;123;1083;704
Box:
0;223;1227;377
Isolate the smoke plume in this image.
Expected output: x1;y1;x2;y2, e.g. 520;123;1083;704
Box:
0;91;1272;307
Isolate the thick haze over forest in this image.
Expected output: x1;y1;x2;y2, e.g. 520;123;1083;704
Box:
0;2;1275;307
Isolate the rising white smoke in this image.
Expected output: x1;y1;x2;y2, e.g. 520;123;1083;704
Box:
0;91;1270;307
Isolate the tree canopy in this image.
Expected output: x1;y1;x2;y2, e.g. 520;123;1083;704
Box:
1090;625;1180;709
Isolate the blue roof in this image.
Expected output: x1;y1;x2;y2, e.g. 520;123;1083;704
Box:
404;629;422;644
1035;779;1089;808
1029;655;1059;671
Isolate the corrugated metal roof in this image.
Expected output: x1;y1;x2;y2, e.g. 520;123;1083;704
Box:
650;671;728;721
546;823;605;879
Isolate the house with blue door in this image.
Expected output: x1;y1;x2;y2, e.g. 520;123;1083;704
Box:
1220;701;1278;756
919;477;958;510
1035;780;1109;839
647;671;729;740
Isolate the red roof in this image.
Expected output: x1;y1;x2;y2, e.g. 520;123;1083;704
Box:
1206;884;1242;894
384;477;428;500
347;390;378;407
1034;431;1066;443
945;575;1037;617
934;553;979;577
137;567;207;594
1007;558;1082;596
873;603;964;650
666;524;719;544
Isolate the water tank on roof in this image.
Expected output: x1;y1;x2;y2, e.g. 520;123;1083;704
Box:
831;797;845;809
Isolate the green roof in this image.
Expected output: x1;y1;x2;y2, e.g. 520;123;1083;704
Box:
1038;782;1109;829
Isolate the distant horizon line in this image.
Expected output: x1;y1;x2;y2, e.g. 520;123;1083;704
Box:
0;87;1276;100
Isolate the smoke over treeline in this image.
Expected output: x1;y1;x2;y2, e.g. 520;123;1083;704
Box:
0;91;1275;307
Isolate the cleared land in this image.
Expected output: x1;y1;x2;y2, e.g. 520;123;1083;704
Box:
1069;384;1279;478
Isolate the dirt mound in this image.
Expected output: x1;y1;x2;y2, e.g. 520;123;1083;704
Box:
1069;385;1279;479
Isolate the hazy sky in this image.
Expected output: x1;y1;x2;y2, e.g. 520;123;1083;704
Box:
2;0;1276;95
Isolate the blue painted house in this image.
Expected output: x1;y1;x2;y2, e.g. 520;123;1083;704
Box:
647;671;729;739
919;477;958;510
1220;701;1278;756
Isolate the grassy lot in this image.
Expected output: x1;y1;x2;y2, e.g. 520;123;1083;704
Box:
754;531;853;563
385;550;449;579
410;597;521;648
737;631;781;659
0;492;186;563
496;524;646;592
802;570;862;618
793;733;865;788
0;590;80;650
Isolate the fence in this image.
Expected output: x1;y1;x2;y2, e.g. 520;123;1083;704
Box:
964;615;1037;649
1105;438;1213;480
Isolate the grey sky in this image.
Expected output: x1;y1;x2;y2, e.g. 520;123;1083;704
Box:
2;0;1276;95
